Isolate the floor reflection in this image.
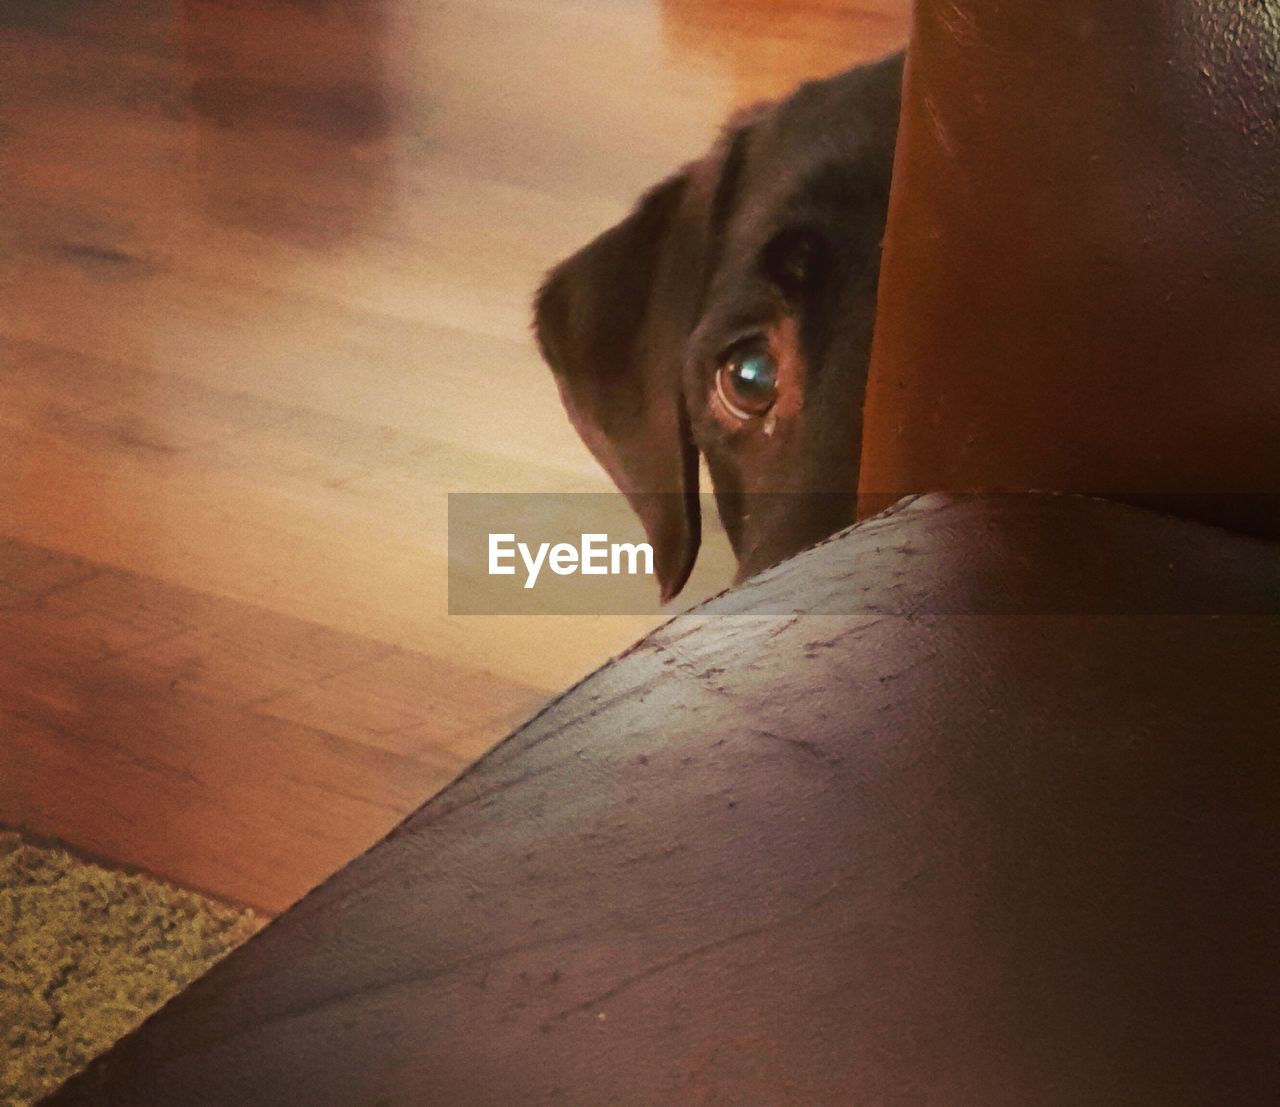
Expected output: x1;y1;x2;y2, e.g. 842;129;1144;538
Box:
660;0;910;104
177;0;396;247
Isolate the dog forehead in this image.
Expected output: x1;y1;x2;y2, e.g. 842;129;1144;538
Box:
727;63;900;232
722;137;874;256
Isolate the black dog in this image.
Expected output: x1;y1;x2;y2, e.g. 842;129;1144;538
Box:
534;52;903;600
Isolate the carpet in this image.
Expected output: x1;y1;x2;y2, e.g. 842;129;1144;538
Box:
1;830;261;1106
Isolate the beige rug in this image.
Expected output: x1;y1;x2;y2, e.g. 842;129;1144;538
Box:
1;830;261;1106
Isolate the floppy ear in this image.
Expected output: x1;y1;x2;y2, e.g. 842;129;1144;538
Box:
534;171;708;602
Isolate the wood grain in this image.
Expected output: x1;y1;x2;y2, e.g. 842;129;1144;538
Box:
0;0;910;912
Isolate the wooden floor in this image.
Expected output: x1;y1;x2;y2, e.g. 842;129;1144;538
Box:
0;0;911;914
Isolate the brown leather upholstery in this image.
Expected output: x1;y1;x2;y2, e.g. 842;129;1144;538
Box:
859;1;1280;535
42;494;1280;1105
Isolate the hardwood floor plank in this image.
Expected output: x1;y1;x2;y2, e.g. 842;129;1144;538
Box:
0;536;543;911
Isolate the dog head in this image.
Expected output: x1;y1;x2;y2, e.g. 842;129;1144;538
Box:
534;53;903;600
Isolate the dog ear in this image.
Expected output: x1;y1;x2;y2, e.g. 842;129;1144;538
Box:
534;171;708;602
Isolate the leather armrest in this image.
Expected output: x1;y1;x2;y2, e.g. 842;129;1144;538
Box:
45;494;1280;1105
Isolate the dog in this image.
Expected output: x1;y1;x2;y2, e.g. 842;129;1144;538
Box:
534;52;903;601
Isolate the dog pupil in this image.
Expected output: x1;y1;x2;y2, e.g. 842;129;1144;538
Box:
733;352;777;399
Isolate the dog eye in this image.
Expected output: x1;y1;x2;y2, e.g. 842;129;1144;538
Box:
715;346;778;420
